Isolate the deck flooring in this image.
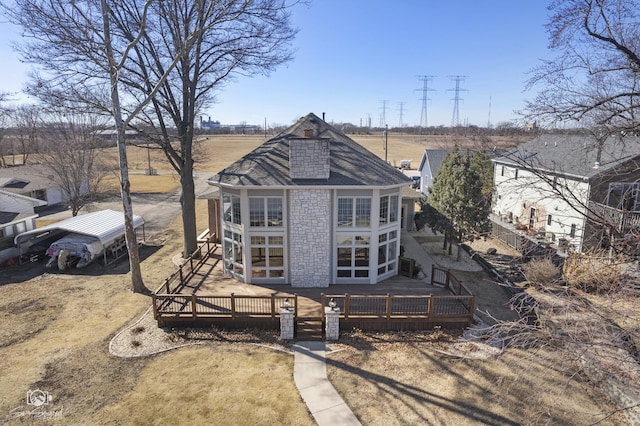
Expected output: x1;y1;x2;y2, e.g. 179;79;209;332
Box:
172;249;452;318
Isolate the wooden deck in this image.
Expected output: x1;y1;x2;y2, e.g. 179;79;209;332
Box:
170;249;452;318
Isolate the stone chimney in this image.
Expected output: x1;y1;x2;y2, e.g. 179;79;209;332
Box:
289;137;330;180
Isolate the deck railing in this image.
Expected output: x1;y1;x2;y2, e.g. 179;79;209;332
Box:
153;292;298;324
430;265;474;296
587;201;640;233
322;294;475;324
155;234;218;295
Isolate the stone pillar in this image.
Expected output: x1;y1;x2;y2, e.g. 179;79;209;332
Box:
280;307;295;340
325;307;340;341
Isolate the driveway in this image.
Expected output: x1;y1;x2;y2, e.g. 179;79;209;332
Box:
39;173;212;237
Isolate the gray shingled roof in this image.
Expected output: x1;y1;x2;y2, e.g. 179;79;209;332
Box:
493;134;640;179
418;149;450;177
208;113;412;188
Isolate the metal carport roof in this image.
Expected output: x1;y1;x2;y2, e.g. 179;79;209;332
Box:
14;209;144;246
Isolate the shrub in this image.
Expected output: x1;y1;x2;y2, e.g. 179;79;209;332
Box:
522;258;560;285
562;253;625;294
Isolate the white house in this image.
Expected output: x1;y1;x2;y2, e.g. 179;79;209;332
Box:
0;190;46;263
205;113;413;287
0;164;82;208
416;149;450;196
492;134;640;253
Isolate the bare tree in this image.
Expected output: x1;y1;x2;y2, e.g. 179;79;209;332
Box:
109;0;299;257
9;104;41;165
525;0;640;130
39;112;110;216
4;0;192;293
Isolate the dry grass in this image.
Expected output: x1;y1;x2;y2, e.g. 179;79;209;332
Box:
327;337;626;425
102;173;181;193
522;258;560;285
0;212;312;425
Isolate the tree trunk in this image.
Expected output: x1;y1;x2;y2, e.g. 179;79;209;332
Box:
181;169;198;258
102;0;148;295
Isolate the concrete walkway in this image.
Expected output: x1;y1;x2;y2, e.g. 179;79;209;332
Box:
293;341;361;426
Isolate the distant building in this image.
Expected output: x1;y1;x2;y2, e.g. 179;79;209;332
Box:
200;116;221;130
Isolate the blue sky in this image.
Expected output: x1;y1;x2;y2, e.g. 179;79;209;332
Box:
0;1;552;128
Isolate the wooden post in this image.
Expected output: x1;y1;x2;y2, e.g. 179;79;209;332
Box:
344;294;350;319
320;293;325;321
427;296;433;319
179;265;184;285
152;294;158;319
468;296;476;324
270;294;276;318
385;293;392;319
164;279;170;294
230;293;236;319
191;294;197;319
294;294;298;319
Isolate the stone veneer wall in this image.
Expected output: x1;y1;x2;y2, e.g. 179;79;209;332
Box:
289;189;331;287
289;138;330;180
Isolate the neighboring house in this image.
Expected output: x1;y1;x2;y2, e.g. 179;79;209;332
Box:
0;164;86;209
204;113;413;287
0;189;46;263
492;134;640;253
417;149;450;195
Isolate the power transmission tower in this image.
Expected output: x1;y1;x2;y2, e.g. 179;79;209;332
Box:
397;102;406;127
379;100;389;127
448;75;468;127
366;113;371;129
416;75;435;127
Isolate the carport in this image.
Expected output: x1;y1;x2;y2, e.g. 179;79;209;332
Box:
14;209;145;265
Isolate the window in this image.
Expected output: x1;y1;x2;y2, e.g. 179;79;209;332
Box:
223;194;241;225
338;197;371;228
514;169;519;180
379;194;399;225
606;182;640;211
570;224;576;238
249;197;283;227
377;230;398;275
223;230;243;277
250;234;284;279
552;176;558;190
501;166;505;177
336;234;370;278
547;215;552;226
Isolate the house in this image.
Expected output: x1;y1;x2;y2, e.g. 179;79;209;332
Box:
417;149;450;195
0;164;87;209
204;113;413;287
491;134;640;253
0;190;46;263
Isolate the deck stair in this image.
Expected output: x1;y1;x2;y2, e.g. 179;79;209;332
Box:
296;317;323;341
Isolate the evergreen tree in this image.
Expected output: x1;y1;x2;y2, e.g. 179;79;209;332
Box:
428;149;491;257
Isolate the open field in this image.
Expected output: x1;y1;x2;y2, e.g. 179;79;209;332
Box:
1;130;628;424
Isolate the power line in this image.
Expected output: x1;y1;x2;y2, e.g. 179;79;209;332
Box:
379;100;389;127
397;102;406;127
448;75;468;127
416;75;435;127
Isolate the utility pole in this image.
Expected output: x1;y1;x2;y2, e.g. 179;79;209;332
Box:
448;75;468;127
384;124;388;163
487;96;492;128
416;75;435;128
